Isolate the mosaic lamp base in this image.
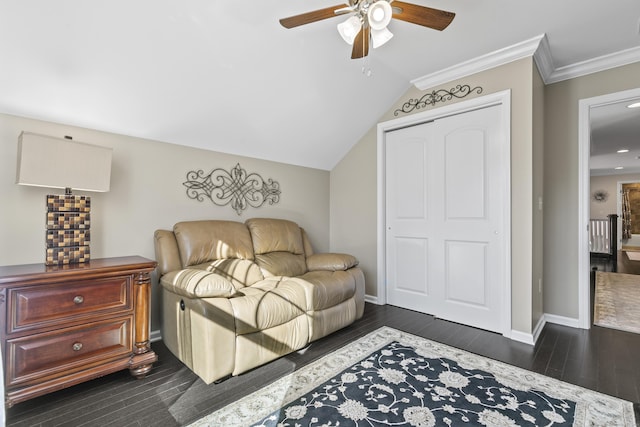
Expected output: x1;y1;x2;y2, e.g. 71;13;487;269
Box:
45;192;91;265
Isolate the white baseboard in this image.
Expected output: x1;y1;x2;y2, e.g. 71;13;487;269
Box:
364;294;380;305
150;329;162;343
510;313;582;346
543;313;582;329
509;330;535;345
532;315;546;343
509;315;546;346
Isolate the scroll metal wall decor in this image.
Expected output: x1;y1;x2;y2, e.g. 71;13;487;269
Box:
183;163;281;215
394;84;483;116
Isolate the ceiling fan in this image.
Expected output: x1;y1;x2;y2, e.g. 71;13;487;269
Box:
279;0;455;59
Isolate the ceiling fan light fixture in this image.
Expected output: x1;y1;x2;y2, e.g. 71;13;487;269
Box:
280;1;455;60
337;15;362;45
367;1;393;30
371;27;394;48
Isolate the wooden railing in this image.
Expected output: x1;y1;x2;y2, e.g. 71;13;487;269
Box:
589;214;618;270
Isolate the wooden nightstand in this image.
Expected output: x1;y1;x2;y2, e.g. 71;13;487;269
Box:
0;256;158;407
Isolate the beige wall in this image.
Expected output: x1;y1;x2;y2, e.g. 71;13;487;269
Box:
331;57;540;334
0;113;330;332
543;62;640;319
329;126;379;288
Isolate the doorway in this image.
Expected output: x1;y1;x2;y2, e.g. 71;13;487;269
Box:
579;87;640;329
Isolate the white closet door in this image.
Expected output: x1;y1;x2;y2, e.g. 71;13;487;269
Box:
385;105;507;333
385;120;442;316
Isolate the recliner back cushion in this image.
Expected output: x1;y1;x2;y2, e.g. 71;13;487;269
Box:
246;218;307;277
174;220;254;268
246;218;304;255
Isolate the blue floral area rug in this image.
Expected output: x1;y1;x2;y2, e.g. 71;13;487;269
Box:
190;327;637;427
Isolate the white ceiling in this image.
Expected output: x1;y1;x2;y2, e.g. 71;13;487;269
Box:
1;1;639;170
590;97;640;176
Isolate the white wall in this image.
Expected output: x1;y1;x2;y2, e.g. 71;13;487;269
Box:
0;112;330;332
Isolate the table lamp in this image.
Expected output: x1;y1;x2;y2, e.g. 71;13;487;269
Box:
15;132;113;265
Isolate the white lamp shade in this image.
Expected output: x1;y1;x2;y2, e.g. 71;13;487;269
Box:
371;27;394;48
368;1;392;30
337;15;362;45
16;132;112;192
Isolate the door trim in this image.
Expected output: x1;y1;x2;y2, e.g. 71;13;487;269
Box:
377;89;512;337
578;87;640;329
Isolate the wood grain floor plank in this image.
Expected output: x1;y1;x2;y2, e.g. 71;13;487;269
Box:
6;303;640;426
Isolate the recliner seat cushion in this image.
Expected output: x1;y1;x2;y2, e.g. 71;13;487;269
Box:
230;278;311;335
190;259;264;288
254;252;307;277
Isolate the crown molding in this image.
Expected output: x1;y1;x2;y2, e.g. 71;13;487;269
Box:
411;33;640;89
532;34;554;83
545;45;640;84
411;34;546;90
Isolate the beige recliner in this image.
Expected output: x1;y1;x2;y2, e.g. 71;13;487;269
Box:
154;218;365;384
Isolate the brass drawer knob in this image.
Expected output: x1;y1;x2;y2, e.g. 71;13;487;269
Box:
72;342;83;351
73;295;84;304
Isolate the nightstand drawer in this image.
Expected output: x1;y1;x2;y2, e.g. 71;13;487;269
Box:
5;316;133;387
8;276;132;333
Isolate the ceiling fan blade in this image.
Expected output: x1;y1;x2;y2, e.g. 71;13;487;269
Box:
391;1;455;30
351;26;370;59
280;4;350;29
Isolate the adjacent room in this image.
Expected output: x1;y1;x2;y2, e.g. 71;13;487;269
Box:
590;99;640;337
1;1;640;426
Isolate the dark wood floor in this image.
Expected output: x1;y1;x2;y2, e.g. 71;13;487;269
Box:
6;302;640;427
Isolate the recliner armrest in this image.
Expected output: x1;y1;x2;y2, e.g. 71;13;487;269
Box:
160;269;239;298
306;253;359;272
154;229;183;275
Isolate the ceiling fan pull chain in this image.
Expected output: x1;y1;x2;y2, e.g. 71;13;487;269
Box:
362;57;372;77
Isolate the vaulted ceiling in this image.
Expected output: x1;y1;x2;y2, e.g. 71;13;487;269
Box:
1;1;639;170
